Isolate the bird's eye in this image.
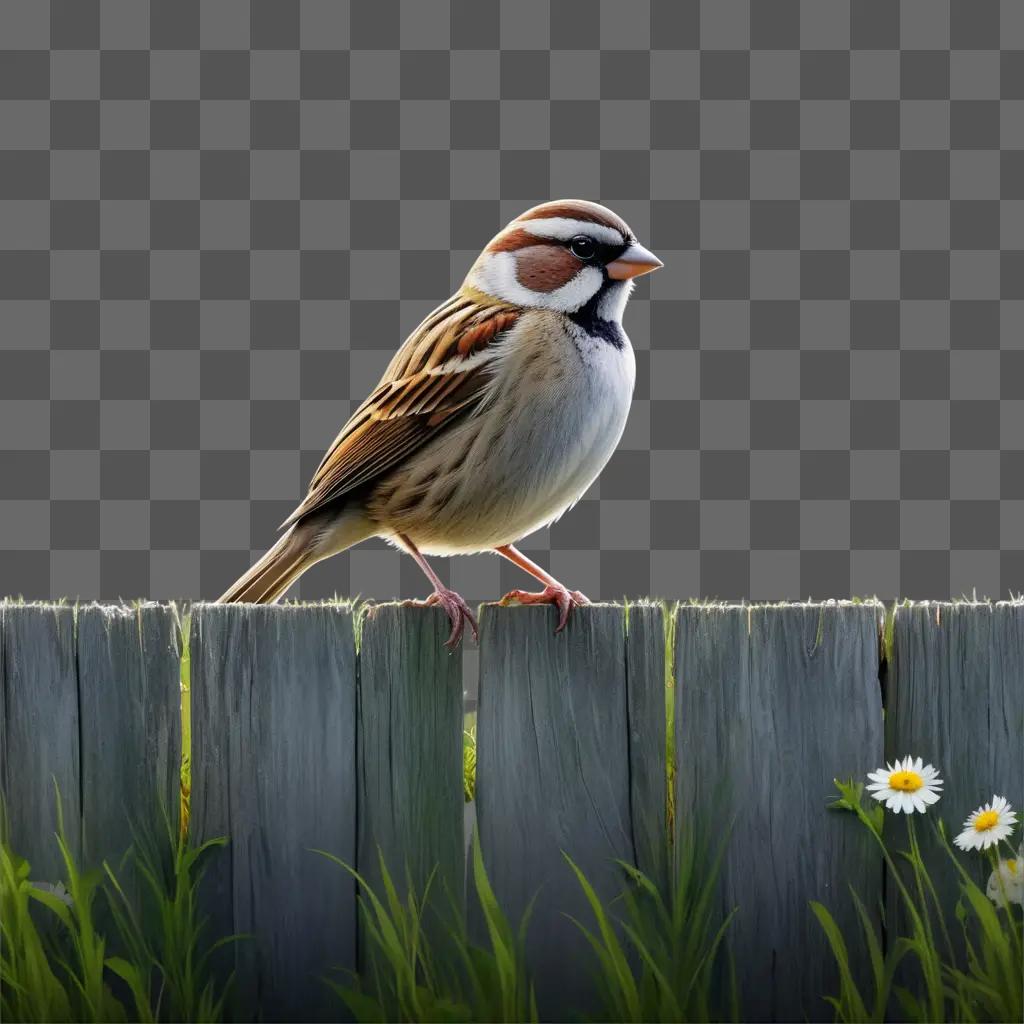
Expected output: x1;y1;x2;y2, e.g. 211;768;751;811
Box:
569;235;596;261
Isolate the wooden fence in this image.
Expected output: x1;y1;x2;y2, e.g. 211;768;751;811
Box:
1;598;1021;1022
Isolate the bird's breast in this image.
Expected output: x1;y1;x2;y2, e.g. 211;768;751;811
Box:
372;312;636;554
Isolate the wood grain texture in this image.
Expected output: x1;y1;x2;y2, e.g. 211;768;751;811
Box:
77;603;182;870
886;601;1024;939
675;603;885;1023
625;602;669;898
9;596;1020;1022
357;604;464;942
0;602;80;880
190;603;358;1023
475;604;643;1017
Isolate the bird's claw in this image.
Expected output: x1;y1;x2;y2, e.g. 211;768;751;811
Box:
498;584;590;633
408;587;479;648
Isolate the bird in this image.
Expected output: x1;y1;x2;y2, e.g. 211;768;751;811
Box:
217;199;662;646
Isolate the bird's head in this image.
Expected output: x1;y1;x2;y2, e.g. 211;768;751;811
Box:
464;199;662;323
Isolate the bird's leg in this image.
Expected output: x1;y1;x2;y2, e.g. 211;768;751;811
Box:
397;533;478;648
494;544;590;632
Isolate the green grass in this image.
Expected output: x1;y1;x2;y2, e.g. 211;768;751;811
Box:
178;609;192;839
563;828;737;1023
12;774;1018;1024
316;831;538;1023
18;707;1020;1024
0;786;241;1023
314;816;735;1024
463;717;477;803
813;780;1023;1023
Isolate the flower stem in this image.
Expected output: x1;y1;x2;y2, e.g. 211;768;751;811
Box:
912;818;955;964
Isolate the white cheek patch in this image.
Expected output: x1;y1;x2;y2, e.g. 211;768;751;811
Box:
597;279;633;323
519;217;624;247
469;252;603;313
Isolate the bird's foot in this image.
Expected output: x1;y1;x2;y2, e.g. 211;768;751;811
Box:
498;584;590;633
406;587;479;648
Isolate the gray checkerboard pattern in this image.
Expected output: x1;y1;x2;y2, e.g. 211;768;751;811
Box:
1;0;1022;604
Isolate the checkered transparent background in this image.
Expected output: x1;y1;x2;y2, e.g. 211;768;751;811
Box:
1;0;1023;604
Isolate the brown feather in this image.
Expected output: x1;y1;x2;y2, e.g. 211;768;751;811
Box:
516;199;632;238
486;227;540;253
279;294;520;529
458;309;519;355
216;522;317;603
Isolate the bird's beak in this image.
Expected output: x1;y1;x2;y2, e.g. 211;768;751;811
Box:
607;242;663;280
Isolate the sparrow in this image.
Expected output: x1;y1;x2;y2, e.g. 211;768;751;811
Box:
218;199;662;646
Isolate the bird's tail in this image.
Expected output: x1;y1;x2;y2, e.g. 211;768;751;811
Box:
216;522;319;604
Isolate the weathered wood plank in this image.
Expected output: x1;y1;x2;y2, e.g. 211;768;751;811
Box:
357;604;464;939
886;601;1024;938
675;602;884;1023
625;602;669;898
77;602;182;870
475;604;644;1017
0;602;81;880
191;603;358;1023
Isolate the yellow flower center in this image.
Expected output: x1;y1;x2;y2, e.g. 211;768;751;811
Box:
890;770;924;792
974;809;1000;832
1008;860;1018;873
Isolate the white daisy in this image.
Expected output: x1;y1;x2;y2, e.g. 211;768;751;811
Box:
954;795;1017;852
986;846;1023;908
865;756;943;814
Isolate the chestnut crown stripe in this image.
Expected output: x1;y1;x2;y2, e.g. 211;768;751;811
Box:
486;200;634;255
486;226;545;254
517;199;632;236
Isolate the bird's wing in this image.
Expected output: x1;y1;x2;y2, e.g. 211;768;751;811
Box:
280;291;520;528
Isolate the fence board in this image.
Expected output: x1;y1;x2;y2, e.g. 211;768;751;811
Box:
7;597;1022;1022
0;602;80;880
358;604;464;938
886;601;1024;937
675;602;884;1023
625;602;669;897
77;603;182;870
191;603;358;1023
476;603;659;1017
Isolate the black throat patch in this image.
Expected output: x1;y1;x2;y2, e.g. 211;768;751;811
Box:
567;284;626;349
